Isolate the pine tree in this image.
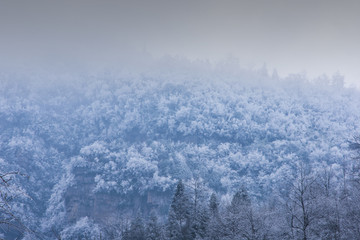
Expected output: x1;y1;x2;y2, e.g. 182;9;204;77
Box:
123;215;145;240
146;212;163;240
192;207;209;240
224;186;260;240
230;187;251;214
224;189;246;239
209;193;219;217
168;180;192;240
188;178;208;239
207;193;222;240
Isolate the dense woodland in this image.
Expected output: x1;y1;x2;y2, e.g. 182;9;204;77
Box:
120;157;360;240
1;60;360;239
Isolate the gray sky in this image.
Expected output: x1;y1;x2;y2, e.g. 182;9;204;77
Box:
0;0;359;87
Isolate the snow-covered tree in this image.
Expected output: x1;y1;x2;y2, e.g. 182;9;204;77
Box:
123;215;146;240
146;212;163;240
286;162;319;240
207;193;222;240
60;217;103;240
168;180;192;240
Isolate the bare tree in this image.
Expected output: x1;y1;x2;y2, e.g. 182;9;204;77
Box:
0;171;29;238
286;162;318;240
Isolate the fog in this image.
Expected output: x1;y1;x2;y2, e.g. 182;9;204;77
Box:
0;0;359;87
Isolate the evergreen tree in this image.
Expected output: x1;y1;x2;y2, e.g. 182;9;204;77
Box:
188;178;208;240
168;180;192;240
230;187;251;214
192;207;209;240
146;212;163;240
224;186;261;240
209;193;219;217
224;189;245;239
123;215;145;240
207;193;222;240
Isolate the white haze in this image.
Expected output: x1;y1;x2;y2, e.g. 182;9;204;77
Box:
0;0;359;88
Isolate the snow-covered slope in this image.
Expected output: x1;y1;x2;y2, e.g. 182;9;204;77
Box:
0;61;359;238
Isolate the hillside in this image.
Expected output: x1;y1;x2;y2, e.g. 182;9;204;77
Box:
1;61;360;239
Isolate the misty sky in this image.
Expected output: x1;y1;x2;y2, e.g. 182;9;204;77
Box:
0;0;359;87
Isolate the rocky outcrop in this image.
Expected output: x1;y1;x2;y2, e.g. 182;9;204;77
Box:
64;166;171;227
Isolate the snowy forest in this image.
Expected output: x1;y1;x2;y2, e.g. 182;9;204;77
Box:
1;60;360;240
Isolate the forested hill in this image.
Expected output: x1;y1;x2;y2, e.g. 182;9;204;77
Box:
1;62;360;239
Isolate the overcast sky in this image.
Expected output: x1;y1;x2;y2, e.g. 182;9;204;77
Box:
0;0;359;87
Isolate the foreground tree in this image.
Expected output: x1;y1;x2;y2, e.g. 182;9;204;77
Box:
187;178;208;239
223;187;264;240
286;163;320;240
146;212;163;240
0;171;27;237
123;214;146;240
315;167;341;240
168;180;192;240
207;193;222;240
340;136;360;239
